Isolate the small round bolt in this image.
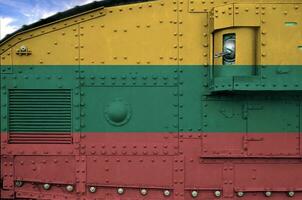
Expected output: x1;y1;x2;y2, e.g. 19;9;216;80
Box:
66;185;74;192
288;191;295;197
191;190;198;198
140;188;148;196
237;191;244;197
43;183;51;190
163;190;171;196
89;186;97;193
15;180;23;187
20;45;27;52
117;188;124;195
214;190;221;197
265;191;272;197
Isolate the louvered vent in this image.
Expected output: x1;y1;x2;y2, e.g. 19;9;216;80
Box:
8;89;72;144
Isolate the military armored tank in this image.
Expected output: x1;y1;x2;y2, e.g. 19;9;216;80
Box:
1;0;302;199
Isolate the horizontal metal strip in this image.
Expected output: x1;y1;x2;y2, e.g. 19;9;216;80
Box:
9;141;71;144
10;130;71;132
9;119;71;122
9;123;71;125
9;135;71;139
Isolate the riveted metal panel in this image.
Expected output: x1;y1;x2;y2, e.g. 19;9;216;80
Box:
81;86;178;133
1;1;302;199
14;156;76;184
188;0;230;13
212;4;234;30
178;12;209;65
1;49;13;74
246;100;300;157
234;163;302;192
183;139;223;189
1;66;80;138
1;156;14;190
201;100;247;157
79;1;178;65
202;100;247;133
1;156;14;199
11;25;79;66
260;4;302;65
179;67;204;133
81;133;178;156
233;4;261;26
189;0;302;13
86;156;173;188
79;66;178;87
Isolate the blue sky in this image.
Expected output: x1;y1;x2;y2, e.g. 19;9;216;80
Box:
0;0;99;39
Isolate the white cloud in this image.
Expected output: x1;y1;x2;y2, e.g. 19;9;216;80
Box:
0;0;103;39
22;5;58;24
0;17;18;39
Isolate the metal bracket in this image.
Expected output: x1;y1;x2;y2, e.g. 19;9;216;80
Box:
16;46;32;56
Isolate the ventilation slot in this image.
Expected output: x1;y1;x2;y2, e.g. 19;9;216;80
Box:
8;89;72;144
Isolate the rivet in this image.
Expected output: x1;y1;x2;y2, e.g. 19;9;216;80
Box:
89;186;97;193
66;185;74;192
237;191;244;197
214;191;221;197
43;183;51;190
163;190;171;196
140;189;148;196
191;190;198;198
15;180;23;187
265;191;272;197
117;188;124;195
288;191;295;197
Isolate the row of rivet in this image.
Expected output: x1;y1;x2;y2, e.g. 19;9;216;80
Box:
15;181;172;197
15;181;74;192
190;190;221;198
88;187;171;196
190;190;296;198
10;181;302;198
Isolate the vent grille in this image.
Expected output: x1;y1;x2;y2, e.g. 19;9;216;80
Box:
8;89;72;144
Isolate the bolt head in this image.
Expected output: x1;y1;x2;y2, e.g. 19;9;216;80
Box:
214;190;221;197
288;191;295;197
237;191;244;197
89;186;97;193
66;185;74;192
43;183;51;190
140;189;148;196
20;45;27;52
117;188;124;195
265;191;272;197
15;180;23;187
191;190;198;198
163;190;171;196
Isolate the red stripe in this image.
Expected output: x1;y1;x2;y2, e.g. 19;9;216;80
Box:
1;132;302;199
1;132;301;158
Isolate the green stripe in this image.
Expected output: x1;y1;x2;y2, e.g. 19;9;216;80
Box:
1;65;302;133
